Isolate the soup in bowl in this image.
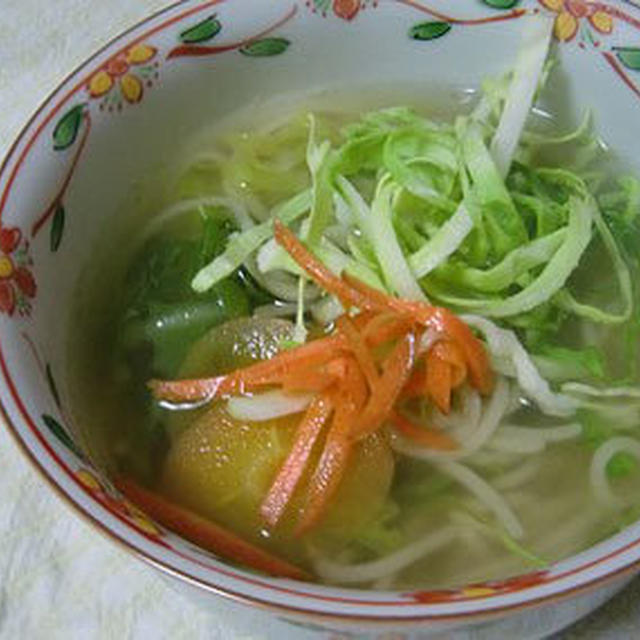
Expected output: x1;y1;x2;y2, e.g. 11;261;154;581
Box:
3;0;640;636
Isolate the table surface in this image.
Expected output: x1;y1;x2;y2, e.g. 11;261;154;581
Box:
1;1;640;638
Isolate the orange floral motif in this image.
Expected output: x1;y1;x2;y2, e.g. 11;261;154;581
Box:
0;227;36;316
306;0;379;21
539;0;614;41
87;44;158;107
333;0;361;21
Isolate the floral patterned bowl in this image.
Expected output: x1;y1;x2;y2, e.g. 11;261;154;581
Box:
3;0;640;637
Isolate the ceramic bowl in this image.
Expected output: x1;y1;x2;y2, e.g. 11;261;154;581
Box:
3;0;640;637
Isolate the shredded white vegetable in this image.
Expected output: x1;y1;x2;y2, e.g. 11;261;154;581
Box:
490;13;555;178
408;204;474;278
462;315;578;417
227;390;313;422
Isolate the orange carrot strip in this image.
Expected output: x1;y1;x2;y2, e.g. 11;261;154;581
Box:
336;315;380;392
281;368;336;393
343;275;489;384
361;311;416;346
401;360;427;399
389;411;458;451
426;349;453;414
115;477;311;581
350;310;378;330
260;393;334;528
150;334;348;403
430;309;492;395
281;357;349;392
342;272;434;319
295;359;367;536
432;341;467;389
274;220;374;311
274;220;491;393
351;332;418;440
343;275;492;395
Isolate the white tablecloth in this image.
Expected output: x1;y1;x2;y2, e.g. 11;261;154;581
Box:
1;1;640;637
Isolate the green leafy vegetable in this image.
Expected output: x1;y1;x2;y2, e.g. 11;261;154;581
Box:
120;207;256;376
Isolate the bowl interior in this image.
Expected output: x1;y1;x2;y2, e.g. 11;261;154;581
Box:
3;0;640;622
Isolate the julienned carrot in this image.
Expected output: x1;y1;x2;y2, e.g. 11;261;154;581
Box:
260;393;334;527
389;411;458;451
426;348;453;414
336;315;380;392
401;361;427;399
343;274;492;395
272;222;491;396
342;272;434;319
361;312;416;346
430;309;492;395
436;341;467;387
432;341;467;389
281;357;349;392
351;332;418;441
274;220;373;311
295;358;367;536
115;477;311;581
150;334;348;403
281;361;343;393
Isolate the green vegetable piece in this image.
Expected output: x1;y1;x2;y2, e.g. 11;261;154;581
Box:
483;0;519;9
192;190;311;293
50;203;65;252
533;345;605;382
607;452;638;478
179;14;221;43
462;125;528;259
53;105;85;151
304;115;336;249
239;38;290;57
121;279;250;376
409;21;452;41
614;47;640;71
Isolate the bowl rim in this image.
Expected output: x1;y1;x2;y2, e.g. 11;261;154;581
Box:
2;0;640;624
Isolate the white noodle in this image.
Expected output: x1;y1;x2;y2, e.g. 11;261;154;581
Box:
392;376;510;461
488;433;545;455
311;526;460;585
590;437;640;508
493;458;542;491
501;423;582;443
489;422;582;454
434;460;524;539
438;387;483;440
562;382;640;399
